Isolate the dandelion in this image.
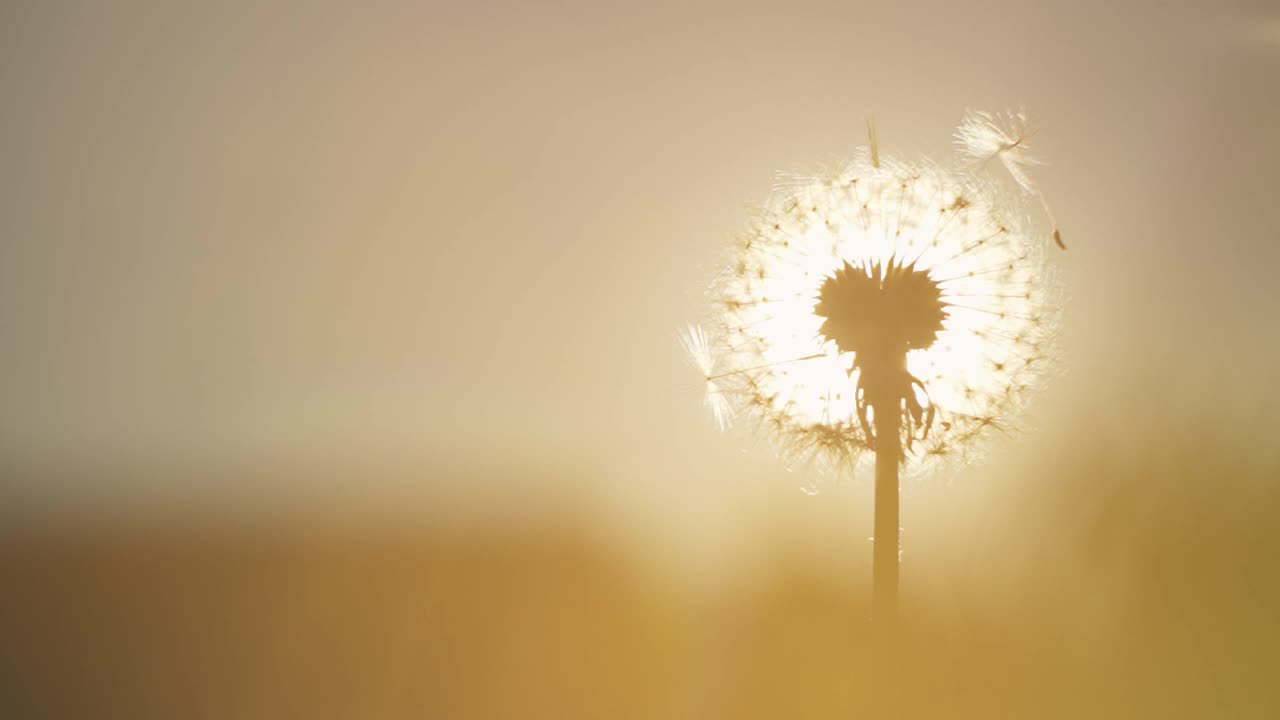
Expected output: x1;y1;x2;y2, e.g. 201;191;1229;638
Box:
687;112;1062;623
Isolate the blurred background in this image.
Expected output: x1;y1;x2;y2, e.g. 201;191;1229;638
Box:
2;1;1279;717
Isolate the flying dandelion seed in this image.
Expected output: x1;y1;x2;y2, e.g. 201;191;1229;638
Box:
955;108;1066;249
685;111;1062;628
680;323;734;431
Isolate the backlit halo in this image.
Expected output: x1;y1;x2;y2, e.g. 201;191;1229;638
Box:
692;151;1056;473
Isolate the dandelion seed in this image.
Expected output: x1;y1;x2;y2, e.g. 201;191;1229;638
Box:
955;109;1065;250
955;109;1040;185
681;323;734;431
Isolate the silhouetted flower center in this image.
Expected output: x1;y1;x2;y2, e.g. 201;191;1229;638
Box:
814;259;947;366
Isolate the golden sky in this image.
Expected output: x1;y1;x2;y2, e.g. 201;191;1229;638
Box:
1;0;1277;525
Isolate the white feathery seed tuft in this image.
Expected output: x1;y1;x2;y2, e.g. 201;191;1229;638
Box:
956;109;1065;249
681;323;734;431
955;109;1041;190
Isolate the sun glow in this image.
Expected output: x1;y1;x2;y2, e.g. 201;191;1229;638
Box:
692;149;1056;471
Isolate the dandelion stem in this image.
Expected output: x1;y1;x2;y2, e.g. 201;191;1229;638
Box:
868;360;903;712
871;395;900;626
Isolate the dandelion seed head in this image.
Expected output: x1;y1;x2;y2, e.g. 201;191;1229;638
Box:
693;127;1060;475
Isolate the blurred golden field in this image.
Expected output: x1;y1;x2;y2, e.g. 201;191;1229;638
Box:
4;408;1278;719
